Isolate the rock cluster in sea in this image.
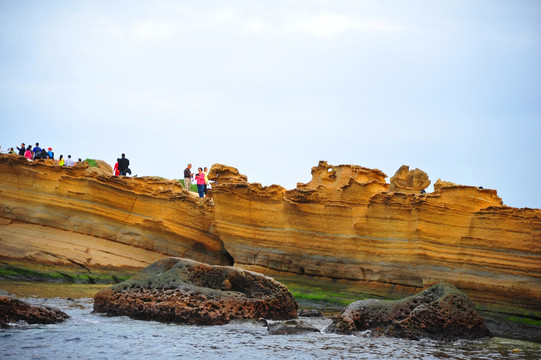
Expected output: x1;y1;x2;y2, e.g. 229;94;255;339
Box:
93;257;298;325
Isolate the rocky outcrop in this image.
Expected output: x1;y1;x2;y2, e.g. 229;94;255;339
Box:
0;154;232;269
390;165;431;193
93;257;298;325
210;161;541;317
0;294;69;327
1;154;540;320
326;283;490;340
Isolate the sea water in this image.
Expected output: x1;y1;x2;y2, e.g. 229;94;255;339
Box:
1;284;540;359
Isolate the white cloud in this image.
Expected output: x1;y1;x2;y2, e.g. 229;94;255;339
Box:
126;8;403;41
132;20;176;41
283;12;404;38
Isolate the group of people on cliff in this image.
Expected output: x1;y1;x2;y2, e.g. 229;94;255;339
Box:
184;163;211;198
3;144;212;198
1;142;80;166
113;153;131;176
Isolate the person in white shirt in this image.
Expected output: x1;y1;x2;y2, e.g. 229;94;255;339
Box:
65;155;76;166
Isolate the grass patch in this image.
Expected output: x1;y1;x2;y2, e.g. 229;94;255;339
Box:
85;158;98;167
290;291;355;307
276;277;373;312
177;179;198;192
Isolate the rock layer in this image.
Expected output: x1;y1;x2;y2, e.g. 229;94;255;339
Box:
326;283;490;340
93;257;298;325
210;161;541;316
1;154;540;319
0;154;232;268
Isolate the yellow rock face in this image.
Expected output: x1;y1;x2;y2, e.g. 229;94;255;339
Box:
210;161;541;316
1;154;540;317
0;155;232;269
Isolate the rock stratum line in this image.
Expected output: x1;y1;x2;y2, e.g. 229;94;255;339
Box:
0;155;539;318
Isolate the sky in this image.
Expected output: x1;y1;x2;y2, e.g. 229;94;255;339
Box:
1;0;540;209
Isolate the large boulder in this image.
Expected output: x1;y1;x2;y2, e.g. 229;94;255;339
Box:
326;283;490;340
93;257;298;325
0;295;69;327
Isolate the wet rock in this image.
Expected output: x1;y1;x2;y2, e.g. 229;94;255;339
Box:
267;320;321;335
0;296;69;327
326;283;490;341
93;257;298;325
298;309;323;317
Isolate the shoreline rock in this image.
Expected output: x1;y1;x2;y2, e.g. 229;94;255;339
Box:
93;257;298;325
0;293;69;327
326;283;491;341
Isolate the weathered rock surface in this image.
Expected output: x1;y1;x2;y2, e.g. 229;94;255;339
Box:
326;283;490;340
390;165;431;193
0;294;69;327
210;161;541;317
267;320;322;335
0;154;232;269
93;257;298;325
1;154;540;321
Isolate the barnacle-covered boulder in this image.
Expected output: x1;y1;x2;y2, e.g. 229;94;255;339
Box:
93;257;298;325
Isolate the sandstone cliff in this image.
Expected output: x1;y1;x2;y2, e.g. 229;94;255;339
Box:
210;161;540;317
0;154;232;271
0;155;539;319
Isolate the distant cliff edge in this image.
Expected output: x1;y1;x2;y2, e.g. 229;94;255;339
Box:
0;154;539;319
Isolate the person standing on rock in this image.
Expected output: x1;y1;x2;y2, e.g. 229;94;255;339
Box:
184;163;193;191
17;143;26;156
203;167;210;196
24;145;33;160
117;153;130;176
33;142;42;159
195;167;206;198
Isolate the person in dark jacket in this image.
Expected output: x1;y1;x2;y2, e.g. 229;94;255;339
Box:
17;143;26;156
117;153;130;176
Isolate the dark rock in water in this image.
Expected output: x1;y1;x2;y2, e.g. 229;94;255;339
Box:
93;257;298;325
267;320;321;335
0;296;69;327
298;309;322;317
326;283;490;341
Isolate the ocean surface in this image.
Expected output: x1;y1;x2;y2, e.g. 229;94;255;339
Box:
1;282;540;360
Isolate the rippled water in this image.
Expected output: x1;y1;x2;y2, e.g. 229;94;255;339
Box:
2;297;540;360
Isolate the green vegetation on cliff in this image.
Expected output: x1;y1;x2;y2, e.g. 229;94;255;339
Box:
84;158;98;167
0;259;136;284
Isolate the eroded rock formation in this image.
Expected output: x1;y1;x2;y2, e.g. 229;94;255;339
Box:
210;161;540;317
326;283;490;340
1;154;540;320
390;165;431;193
0;154;232;269
93;257;298;325
0;294;69;327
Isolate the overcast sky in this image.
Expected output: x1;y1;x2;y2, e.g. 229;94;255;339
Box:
1;1;540;209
